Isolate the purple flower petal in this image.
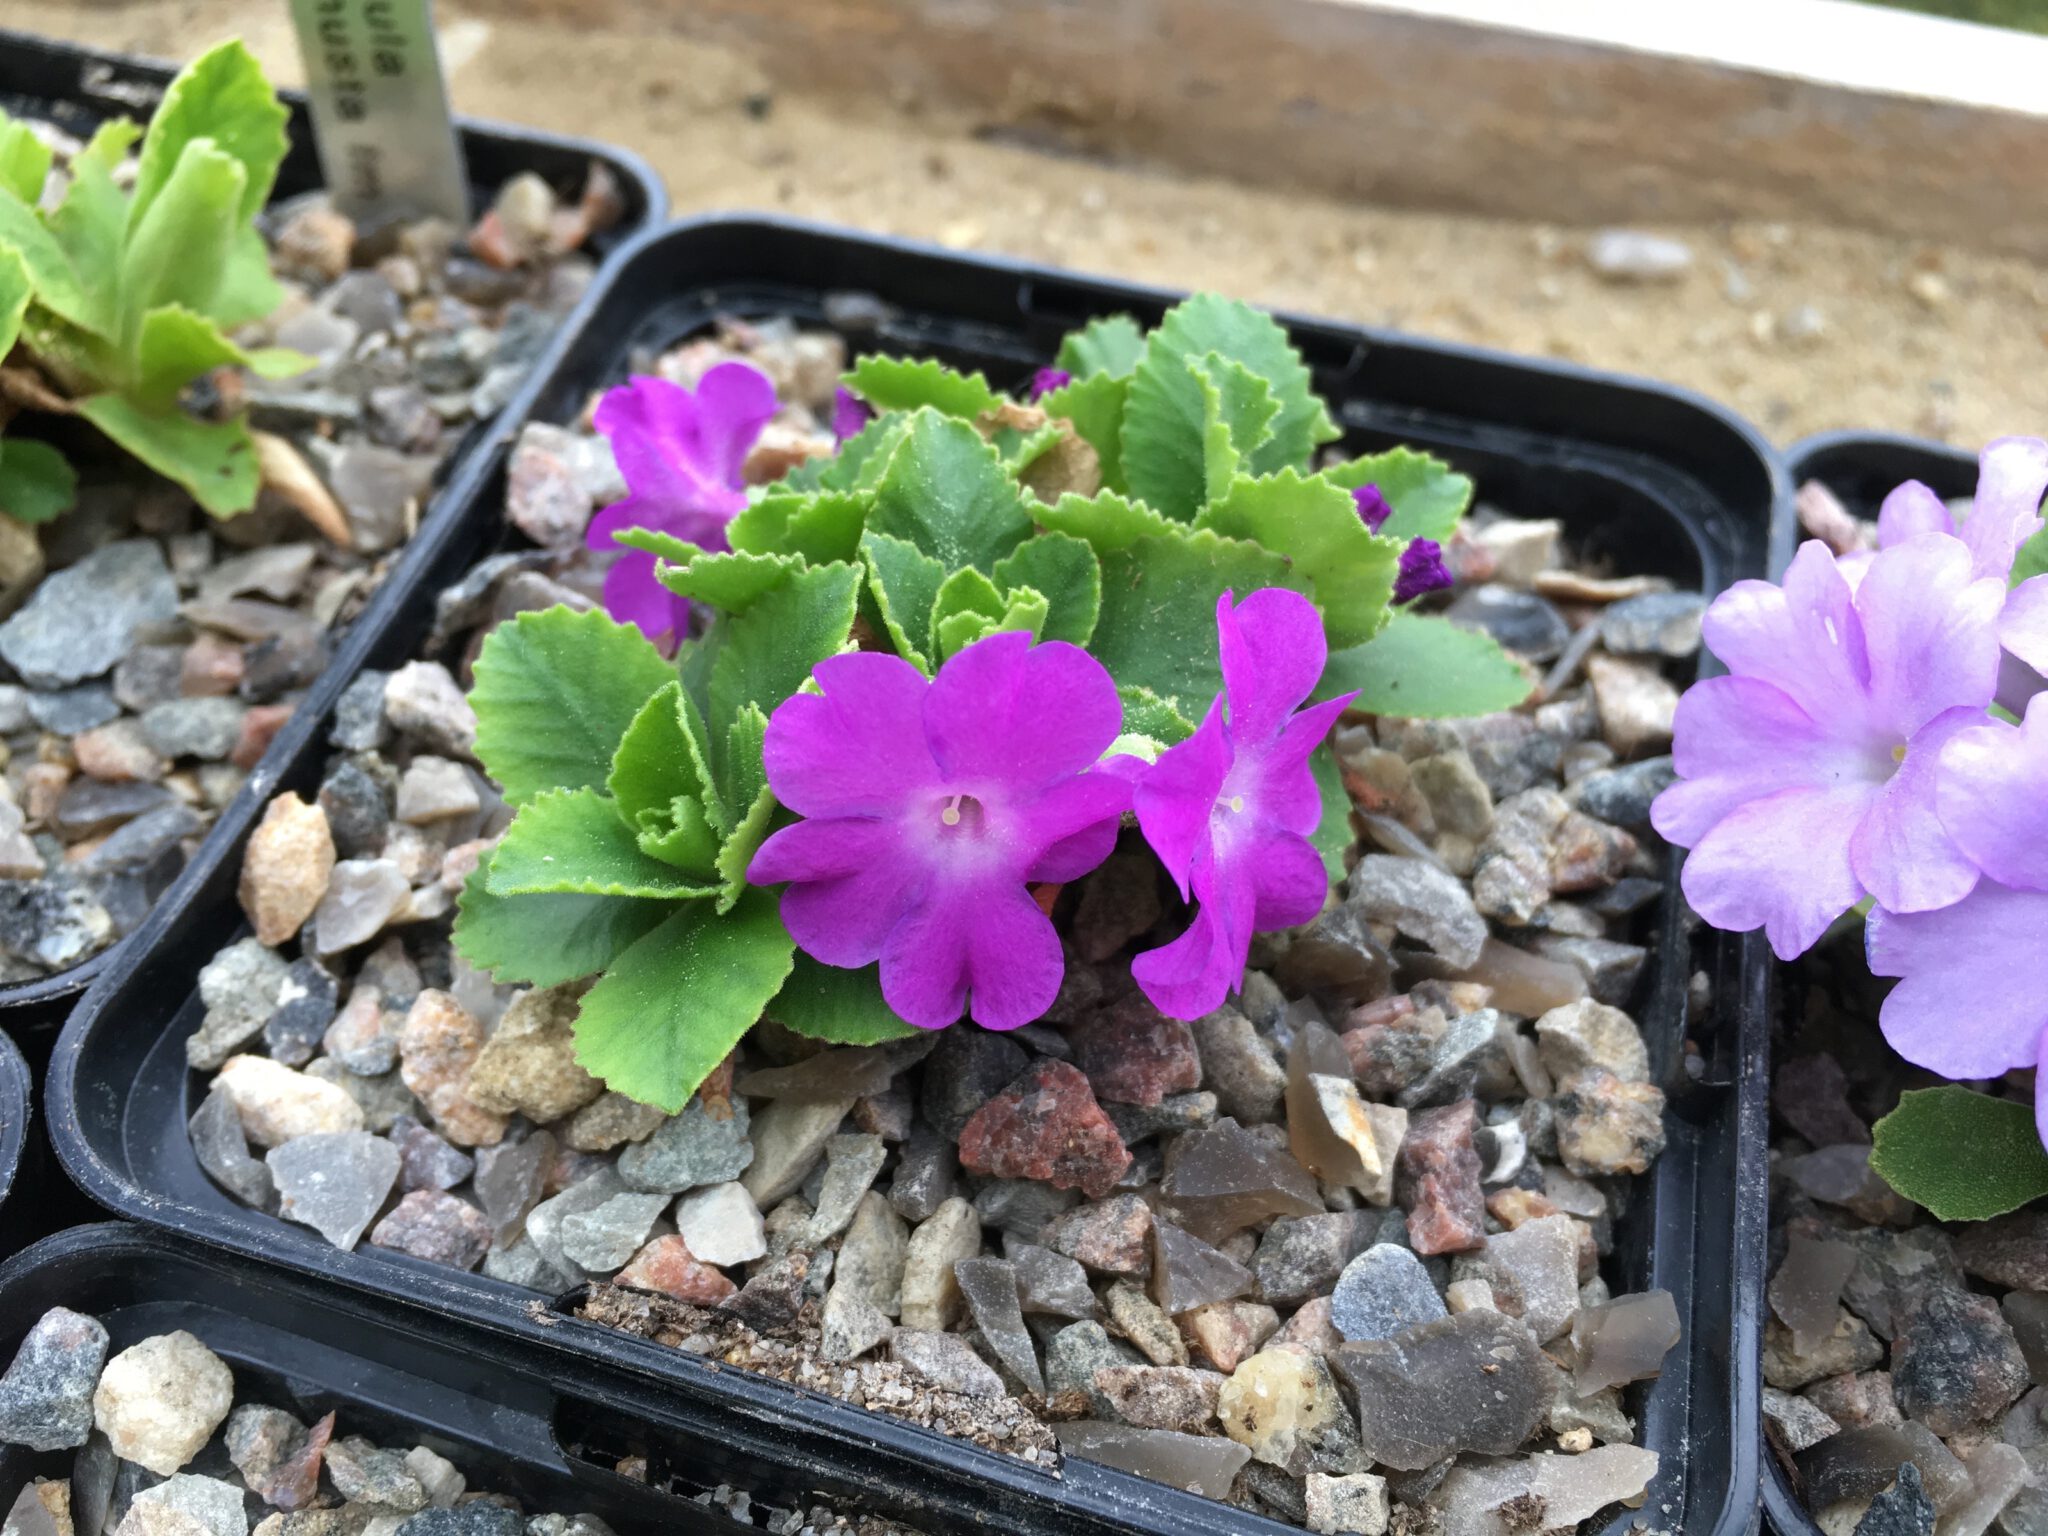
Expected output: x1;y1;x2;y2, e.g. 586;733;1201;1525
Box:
597;542;687;643
832;386;875;445
1020;773;1136;883
1702;542;1871;727
758;824;921;969
1217;587;1327;743
1856;532;2003;737
1260;693;1356;834
1132;702;1231;901
1651;676;1854;849
1351;484;1393;533
924;632;1123;789
1131;846;1258;1020
2000;575;2048;675
1392;538;1454;604
1937;696;2048;894
880;875;1065;1031
1876;479;1955;547
1680;782;1874;962
1247;831;1329;931
1961;436;2048;580
760;652;937;819
1029;367;1072;401
1869;881;2048;1079
1847;705;1982;914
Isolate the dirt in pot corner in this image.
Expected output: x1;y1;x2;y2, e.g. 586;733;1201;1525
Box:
183;316;1703;1536
0;117;621;985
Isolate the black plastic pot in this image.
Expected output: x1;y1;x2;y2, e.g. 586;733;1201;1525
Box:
0;1029;25;1252
0;26;667;1033
51;215;1781;1536
1761;430;1975;1536
0;1221;948;1530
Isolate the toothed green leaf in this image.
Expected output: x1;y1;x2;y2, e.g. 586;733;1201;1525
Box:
727;489;870;565
1116;684;1197;749
487;787;718;900
470;606;678;808
0;186;96;336
1324;447;1475;543
860;529;946;670
845;355;1002;420
131;305;246;410
714;779;778;915
643;535;806;612
1039;372;1127;493
766;956;920;1045
0;116;50;205
571;887;795;1112
1192;352;1280;505
994;531;1101;646
1871;1086;2048;1222
868;408;1034;572
118;140;246;350
1197;469;1400;648
453;854;670;989
931;566;1004;634
1319;612;1533;717
73;395;259;517
1056;313;1146;379
130;39;289;233
706;561;862;786
608;682;721;875
1031;489;1180;553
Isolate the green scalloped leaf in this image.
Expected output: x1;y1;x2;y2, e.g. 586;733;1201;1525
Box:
931;566;1005;634
0;185;100;338
453;856;671;989
713;779;779;915
130;39;289;233
860;529;946;670
118;140;246;352
727;489;870;565
647;539;805;613
766;956;920;1045
470;606;678;807
1323;447;1475;543
994;532;1101;646
1193;352;1280;504
868;409;1034;572
845;355;1002;420
1197;468;1400;649
0;115;51;205
1320;611;1534;717
73;394;259;518
572;887;795;1112
131;304;248;410
1871;1086;2048;1222
1056;314;1146;379
1031;489;1180;554
487;787;719;900
1040;372;1128;494
0;439;77;525
706;561;862;785
608;682;720;875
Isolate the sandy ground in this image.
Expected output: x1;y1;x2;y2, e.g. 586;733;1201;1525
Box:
17;0;2048;451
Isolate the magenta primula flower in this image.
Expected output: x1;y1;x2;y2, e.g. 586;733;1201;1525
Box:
1130;588;1357;1020
747;631;1132;1031
586;362;778;643
831;386;874;444
1351;484;1393;533
1651;534;2005;961
1844;437;2048;713
1392;538;1453;604
1030;367;1072;401
1867;694;2048;1149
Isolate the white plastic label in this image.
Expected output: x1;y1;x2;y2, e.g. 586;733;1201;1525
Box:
287;0;469;226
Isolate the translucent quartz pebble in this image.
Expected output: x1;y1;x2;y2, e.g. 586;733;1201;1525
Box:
1288;1024;1389;1194
267;1131;399;1250
802;1134;888;1244
188;1088;275;1209
1795;1423;1971;1512
1334;1311;1552;1470
1055;1421;1251;1499
1449;938;1586;1017
1771;1234;1862;1355
474;1131;554;1246
2004;1293;2048;1382
1943;1443;2031;1536
1160;1117;1322;1244
955;1257;1045;1395
1572;1290;1681;1397
1003;1238;1099;1320
1432;1445;1660;1536
1482;1214;1582;1343
736;1037;932;1103
1150;1222;1254;1316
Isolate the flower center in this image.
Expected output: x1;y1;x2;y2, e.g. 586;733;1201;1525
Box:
1892;743;1909;764
939;793;986;832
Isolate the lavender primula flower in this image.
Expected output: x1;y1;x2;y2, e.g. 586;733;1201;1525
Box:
1844;437;2048;713
1130;588;1358;1020
1030;367;1072;401
587;362;778;644
1392;538;1453;604
1650;534;2005;961
1867;693;2048;1151
747;631;1131;1032
1351;484;1393;533
831;386;875;445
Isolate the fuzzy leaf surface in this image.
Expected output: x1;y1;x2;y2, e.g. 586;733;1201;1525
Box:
868;409;1034;572
845;355;1001;420
1198;469;1399;648
994;531;1101;645
1056;314;1146;378
453;857;671;989
1323;447;1475;543
1871;1086;2048;1221
488;788;718;899
767;956;921;1044
1319;612;1533;716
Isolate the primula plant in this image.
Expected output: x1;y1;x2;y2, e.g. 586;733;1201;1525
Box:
1655;437;2048;1220
456;294;1530;1111
0;41;305;522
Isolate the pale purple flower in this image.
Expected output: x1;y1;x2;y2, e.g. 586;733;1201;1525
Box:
747;631;1132;1031
1651;535;2006;961
1130;588;1357;1020
1844;437;2048;713
1029;367;1072;401
1392;538;1453;604
832;386;874;444
587;362;778;643
1351;484;1393;533
1867;693;2048;1150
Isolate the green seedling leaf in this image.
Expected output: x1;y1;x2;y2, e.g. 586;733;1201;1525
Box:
74;395;259;517
1324;447;1475;543
1872;1086;2048;1222
0;115;52;205
207;226;284;332
1032;489;1181;554
131;305;246;410
608;682;721;875
118;140;246;351
130;39;289;233
1056;313;1147;379
766;956;920;1045
1121;293;1337;517
0;440;78;525
784;412;912;495
1198;469;1400;649
1039;372;1128;493
995;421;1066;477
1309;742;1353;880
572;887;796;1112
727;489;870;565
935;585;1048;662
488;787;719;900
644;536;805;613
470;606;678;807
0;187;97;336
454;856;672;989
868;408;1034;572
1193;352;1280;504
0;244;28;358
1320;612;1534;716
845;355;1002;420
994;531;1101;645
931;566;1005;634
861;529;946;670
707;561;862;786
713;779;778;914
42;121;136;345
724;704;772;822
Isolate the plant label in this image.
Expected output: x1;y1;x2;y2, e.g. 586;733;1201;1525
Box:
287;0;469;226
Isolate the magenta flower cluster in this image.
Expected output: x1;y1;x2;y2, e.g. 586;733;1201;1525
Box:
1651;437;2048;1148
748;588;1355;1031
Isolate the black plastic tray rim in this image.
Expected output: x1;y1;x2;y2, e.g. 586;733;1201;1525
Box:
0;24;668;1022
49;211;1782;1536
0;1028;25;1218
